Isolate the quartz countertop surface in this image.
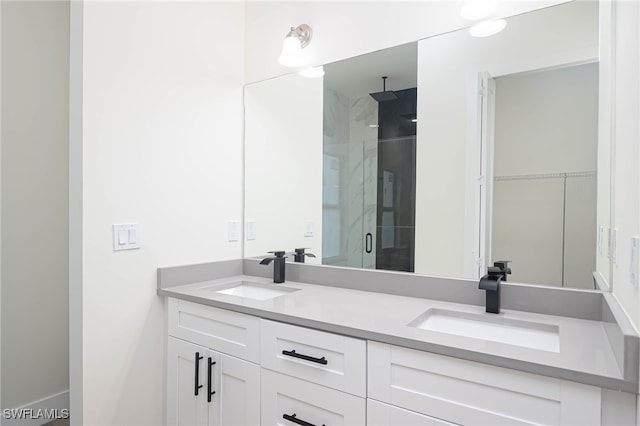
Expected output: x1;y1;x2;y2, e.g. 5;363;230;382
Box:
159;274;636;393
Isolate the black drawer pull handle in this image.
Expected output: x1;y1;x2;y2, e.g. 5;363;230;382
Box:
282;350;328;365
283;413;325;426
207;357;216;403
194;352;203;396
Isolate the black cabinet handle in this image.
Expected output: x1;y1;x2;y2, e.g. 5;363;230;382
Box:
365;233;372;254
282;413;324;426
194;352;203;396
282;350;328;365
207;357;216;403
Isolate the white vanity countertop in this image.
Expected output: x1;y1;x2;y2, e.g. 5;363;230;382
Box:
159;274;635;393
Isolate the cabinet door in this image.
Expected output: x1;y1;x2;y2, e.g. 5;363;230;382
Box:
209;351;260;426
367;399;458;426
261;369;365;426
167;337;209;426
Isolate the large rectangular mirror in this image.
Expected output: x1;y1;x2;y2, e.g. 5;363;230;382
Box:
244;0;612;291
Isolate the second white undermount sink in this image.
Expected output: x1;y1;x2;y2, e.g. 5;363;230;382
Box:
408;308;560;352
202;280;300;301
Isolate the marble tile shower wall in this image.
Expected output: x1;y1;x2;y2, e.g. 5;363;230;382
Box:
349;95;378;269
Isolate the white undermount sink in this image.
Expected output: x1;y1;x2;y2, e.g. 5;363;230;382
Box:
408;308;560;352
202;280;300;301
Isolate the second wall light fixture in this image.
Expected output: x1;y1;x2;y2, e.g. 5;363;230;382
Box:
278;24;313;67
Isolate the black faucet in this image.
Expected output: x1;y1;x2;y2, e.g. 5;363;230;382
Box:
293;248;316;263
479;267;504;314
478;261;512;314
493;260;512;281
260;251;287;283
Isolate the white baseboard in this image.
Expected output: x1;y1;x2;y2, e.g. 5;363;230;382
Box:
2;391;69;426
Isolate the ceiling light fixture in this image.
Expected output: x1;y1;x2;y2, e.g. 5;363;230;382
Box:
469;19;507;37
278;24;313;68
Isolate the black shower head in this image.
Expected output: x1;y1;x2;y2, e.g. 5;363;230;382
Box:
370;90;399;102
369;76;398;102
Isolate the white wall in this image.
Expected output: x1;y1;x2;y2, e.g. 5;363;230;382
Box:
610;0;640;330
61;0;640;423
244;0;570;84
493;65;599;177
492;64;598;288
244;73;323;260
415;1;598;278
596;0;613;290
70;2;245;424
1;0;70;410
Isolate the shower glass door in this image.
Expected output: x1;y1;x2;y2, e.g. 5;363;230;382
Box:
322;139;378;269
322;79;381;269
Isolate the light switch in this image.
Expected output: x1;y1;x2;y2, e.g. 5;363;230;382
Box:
128;228;138;244
113;223;140;251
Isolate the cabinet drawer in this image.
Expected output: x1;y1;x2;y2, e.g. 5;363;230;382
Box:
261;319;366;396
168;298;260;363
368;342;601;426
368;399;458;426
261;369;365;426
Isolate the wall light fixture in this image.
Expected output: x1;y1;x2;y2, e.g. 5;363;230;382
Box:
278;24;313;67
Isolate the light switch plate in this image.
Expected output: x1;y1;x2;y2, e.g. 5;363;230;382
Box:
612;228;618;266
228;221;240;242
631;237;639;287
304;220;314;237
246;221;256;241
113;223;140;251
598;226;604;254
